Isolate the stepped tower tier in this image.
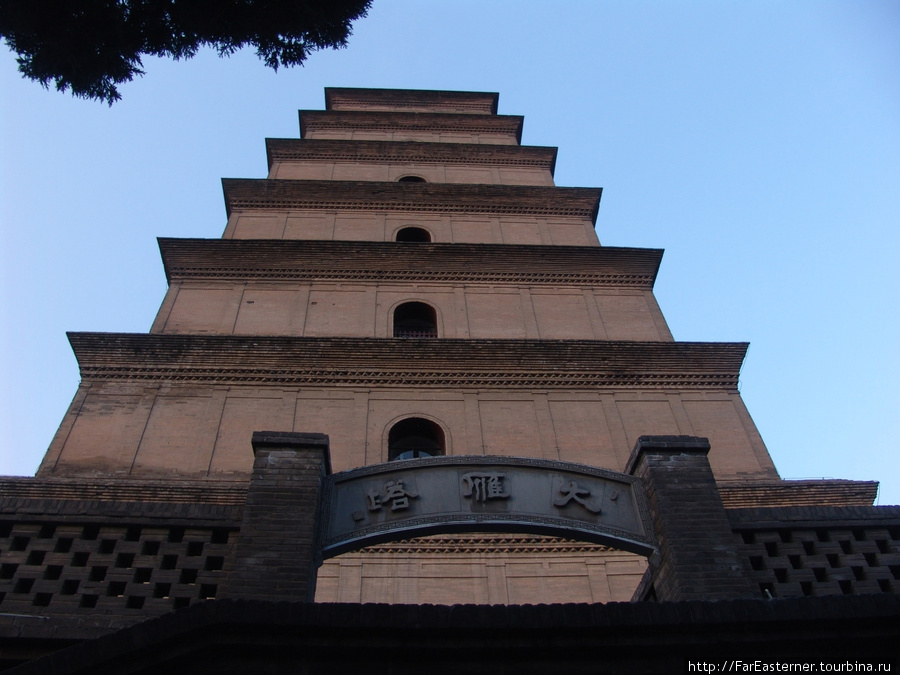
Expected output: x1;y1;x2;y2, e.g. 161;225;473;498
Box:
323;88;500;114
152;239;670;340
265;139;558;184
221;180;601;244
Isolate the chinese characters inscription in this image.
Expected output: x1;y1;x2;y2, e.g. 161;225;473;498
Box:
366;479;419;512
461;472;510;503
553;480;601;514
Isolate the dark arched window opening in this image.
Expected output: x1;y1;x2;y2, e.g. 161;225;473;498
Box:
393;302;437;338
389;418;445;461
398;175;426;183
396;227;431;243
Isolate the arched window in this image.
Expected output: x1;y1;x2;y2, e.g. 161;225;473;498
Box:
388;418;445;461
393;302;437;338
396;227;431;242
397;175;426;183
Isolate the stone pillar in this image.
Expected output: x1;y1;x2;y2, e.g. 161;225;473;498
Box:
625;435;755;602
219;431;330;602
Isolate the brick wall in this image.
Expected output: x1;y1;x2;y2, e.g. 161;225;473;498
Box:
627;436;756;601
0;479;242;622
219;431;330;603
729;506;900;599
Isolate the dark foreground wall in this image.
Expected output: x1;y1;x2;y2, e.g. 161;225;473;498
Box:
7;595;899;675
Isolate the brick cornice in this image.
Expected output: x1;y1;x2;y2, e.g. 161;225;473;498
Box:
265;139;557;174
357;534;613;556
718;480;880;509
222;179;602;223
324;88;499;114
0;477;247;505
67;334;747;390
727;505;900;528
158;238;662;288
299;111;524;143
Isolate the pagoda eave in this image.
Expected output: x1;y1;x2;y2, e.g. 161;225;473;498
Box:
222;179;602;223
324;88;500;115
264;138;558;175
68;333;748;391
158;238;662;288
299;111;525;144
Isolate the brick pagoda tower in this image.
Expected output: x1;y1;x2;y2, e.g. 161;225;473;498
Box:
28;88;785;604
2;91;894;663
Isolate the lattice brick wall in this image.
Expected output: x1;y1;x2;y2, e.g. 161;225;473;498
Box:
734;524;900;599
0;520;237;617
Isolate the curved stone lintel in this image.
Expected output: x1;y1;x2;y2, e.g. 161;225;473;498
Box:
319;456;658;559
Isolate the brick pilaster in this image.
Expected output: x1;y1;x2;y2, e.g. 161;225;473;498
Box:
626;435;756;601
219;431;330;602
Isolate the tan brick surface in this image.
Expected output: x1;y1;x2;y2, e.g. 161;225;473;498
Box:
314;535;647;605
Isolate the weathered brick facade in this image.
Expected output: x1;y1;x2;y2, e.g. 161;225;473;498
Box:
1;87;897;670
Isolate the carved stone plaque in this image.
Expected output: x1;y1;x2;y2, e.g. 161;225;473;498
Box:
319;456;656;558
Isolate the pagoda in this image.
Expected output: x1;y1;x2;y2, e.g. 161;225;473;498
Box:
1;91;896;666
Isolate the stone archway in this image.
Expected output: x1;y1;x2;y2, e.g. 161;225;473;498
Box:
318;455;657;560
220;432;755;604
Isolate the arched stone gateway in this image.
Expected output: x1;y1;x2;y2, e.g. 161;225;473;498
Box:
320;456;657;559
220;431;757;604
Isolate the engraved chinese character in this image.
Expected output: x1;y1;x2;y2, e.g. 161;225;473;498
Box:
366;479;418;512
461;472;510;503
553;480;601;514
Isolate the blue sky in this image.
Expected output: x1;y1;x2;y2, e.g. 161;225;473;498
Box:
1;1;898;502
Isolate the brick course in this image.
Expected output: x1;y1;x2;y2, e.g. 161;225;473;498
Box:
159;238;662;287
222;178;600;221
299;110;523;141
266;138;557;171
324;88;500;114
